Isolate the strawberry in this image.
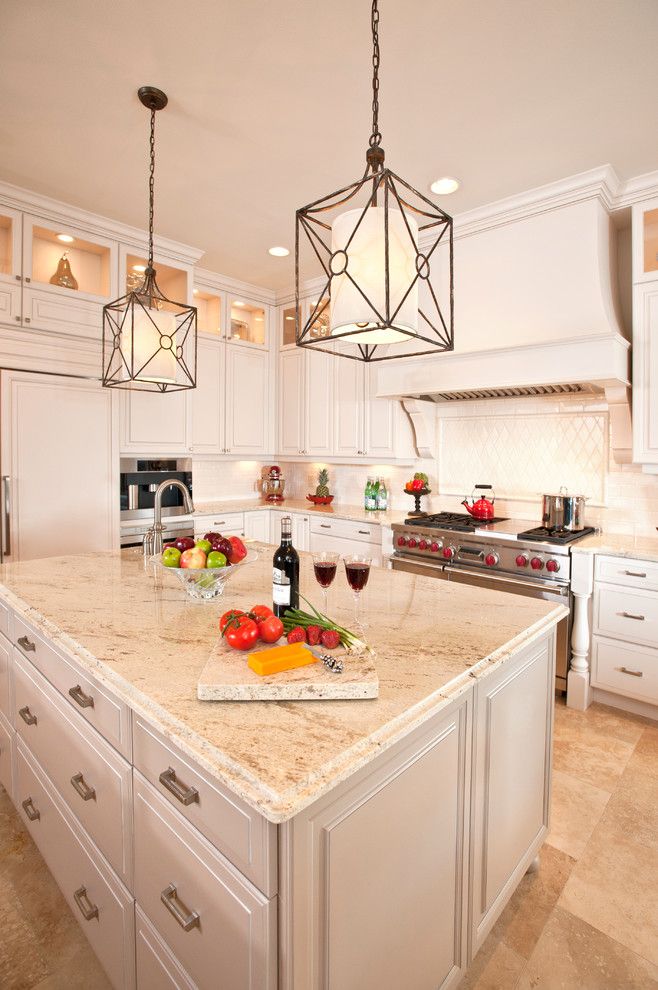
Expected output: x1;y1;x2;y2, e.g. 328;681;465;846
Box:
320;629;341;649
306;625;321;646
287;627;307;644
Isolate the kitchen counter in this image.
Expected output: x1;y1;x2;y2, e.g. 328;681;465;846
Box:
194;497;407;526
0;549;565;822
571;530;658;563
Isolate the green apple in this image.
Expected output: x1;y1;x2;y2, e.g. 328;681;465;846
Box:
162;546;182;568
207;550;227;569
195;538;212;554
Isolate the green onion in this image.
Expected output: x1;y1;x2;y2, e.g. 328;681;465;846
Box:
282;596;369;653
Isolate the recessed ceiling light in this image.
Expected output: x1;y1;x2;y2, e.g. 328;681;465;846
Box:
132;264;147;273
430;176;460;195
57;233;75;244
268;246;290;257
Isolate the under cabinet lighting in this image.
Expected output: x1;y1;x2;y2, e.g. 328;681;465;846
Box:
268;246;290;257
430;176;460;195
57;233;75;243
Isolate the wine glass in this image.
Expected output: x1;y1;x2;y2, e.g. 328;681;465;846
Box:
312;551;339;613
343;554;372;630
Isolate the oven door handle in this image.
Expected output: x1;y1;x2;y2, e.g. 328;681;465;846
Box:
447;564;570;596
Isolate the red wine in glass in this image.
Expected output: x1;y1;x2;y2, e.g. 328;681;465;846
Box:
345;562;370;592
314;561;337;588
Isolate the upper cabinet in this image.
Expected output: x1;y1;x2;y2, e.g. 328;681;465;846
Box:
633;199;658;284
120;245;191;308
193;283;223;337
228;297;267;348
632;199;658;468
0;207;22;324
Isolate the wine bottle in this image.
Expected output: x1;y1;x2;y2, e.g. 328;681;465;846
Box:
272;515;299;618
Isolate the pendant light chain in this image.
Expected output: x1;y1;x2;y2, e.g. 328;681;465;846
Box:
369;0;381;149
147;107;156;271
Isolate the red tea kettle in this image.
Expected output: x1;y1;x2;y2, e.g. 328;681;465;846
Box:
462;485;496;520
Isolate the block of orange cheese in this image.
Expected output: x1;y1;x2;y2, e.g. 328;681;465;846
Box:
248;643;318;677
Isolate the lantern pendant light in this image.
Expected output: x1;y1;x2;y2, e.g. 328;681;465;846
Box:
295;0;454;362
102;87;197;392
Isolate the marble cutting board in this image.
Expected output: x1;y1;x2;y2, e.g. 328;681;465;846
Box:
197;641;379;701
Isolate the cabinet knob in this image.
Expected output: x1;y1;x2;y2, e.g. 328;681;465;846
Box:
24;317;31;324
24;276;31;284
14;316;20;323
15;274;21;281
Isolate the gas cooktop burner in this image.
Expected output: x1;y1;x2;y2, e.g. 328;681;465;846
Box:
405;512;510;531
516;525;597;545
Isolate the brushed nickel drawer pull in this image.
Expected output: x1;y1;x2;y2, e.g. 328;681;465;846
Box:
17;635;36;652
623;570;647;578
213;521;226;526
159;766;199;806
320;523;331;529
618;666;644;677
71;772;96;801
358;530;371;535
161;883;200;931
74;885;99;922
19;705;37;726
619;611;645;621
68;684;94;709
21;797;40;821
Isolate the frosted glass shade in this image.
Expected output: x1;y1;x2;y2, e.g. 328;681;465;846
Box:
127;306;177;384
330;206;418;344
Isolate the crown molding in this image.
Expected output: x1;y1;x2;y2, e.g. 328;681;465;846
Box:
615;168;658;208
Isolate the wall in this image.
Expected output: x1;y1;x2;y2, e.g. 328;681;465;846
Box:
192;459;264;503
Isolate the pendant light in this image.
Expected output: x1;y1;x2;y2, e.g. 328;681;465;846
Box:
102;87;197;392
295;0;454;362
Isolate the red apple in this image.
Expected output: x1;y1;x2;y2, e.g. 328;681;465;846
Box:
211;536;233;559
174;536;195;553
204;531;221;543
180;547;207;569
228;536;247;564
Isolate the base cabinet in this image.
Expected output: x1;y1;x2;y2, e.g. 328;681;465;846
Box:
135;907;197;990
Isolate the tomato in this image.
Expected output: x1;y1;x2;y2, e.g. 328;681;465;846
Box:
250;604;273;623
258;614;284;644
219;609;244;632
223;615;259;651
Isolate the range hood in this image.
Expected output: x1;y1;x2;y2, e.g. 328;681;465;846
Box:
375;194;632;462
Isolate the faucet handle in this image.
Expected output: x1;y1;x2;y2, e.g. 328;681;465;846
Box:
143;527;155;558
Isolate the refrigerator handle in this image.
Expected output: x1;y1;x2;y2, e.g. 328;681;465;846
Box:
2;476;10;559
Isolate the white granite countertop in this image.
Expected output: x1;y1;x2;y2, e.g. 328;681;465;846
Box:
572;531;658;564
0;549;566;822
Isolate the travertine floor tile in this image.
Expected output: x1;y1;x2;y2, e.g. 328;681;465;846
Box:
626;725;658;781
0;872;52;989
552;722;635;791
517;906;658;989
554;698;649;745
32;943;111;990
546;769;610;860
458;941;525;990
599;761;658;852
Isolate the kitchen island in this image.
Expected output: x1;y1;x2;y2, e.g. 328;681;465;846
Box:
0;548;567;990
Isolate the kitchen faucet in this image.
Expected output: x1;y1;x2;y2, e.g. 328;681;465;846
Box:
143;479;194;557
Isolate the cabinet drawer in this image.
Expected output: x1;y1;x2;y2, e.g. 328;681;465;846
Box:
193;512;244;534
0;598;10;639
594;555;658;591
309;531;383;567
136;906;198;990
593;584;658;648
133;716;276;897
13;614;131;759
0;710;14;798
0;630;11;721
16;740;135;990
134;773;277;990
592;635;658;704
310;515;381;544
13;652;133;885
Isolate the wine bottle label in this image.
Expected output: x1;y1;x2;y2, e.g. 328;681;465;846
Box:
273;567;291;606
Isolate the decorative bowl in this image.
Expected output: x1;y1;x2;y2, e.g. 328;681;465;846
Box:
404;486;431;517
151;548;258;601
307;494;334;505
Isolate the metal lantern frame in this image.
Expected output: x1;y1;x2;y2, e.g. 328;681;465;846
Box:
295;0;454;363
102;86;197;392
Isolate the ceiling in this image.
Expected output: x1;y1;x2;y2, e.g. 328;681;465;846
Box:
1;0;657;291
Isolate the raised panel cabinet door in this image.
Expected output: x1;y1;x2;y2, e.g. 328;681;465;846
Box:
305;350;334;456
0;283;22;326
363;364;395;458
290;512;310;552
225;346;269;455
23;287;103;340
1;371;119;561
278;348;305;456
121;388;190;454
470;635;554;954
244;510;270;543
633;283;658;463
0;635;10;721
334;356;365;457
191;336;225;454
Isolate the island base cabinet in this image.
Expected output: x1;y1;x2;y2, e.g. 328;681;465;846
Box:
469;635;555;955
136;906;198;990
15;739;136;990
279;696;471;990
0;710;14;799
133;773;277;990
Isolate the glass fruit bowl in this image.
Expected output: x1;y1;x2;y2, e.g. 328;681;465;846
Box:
151;548;258;601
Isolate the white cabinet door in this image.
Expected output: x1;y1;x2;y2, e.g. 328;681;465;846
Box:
363;364;395;458
1;371;119;561
334;357;364;457
290;512;310;552
0;283;21;326
244;510;270;542
192;336;225;455
225;345;269;455
633;282;658;464
121;389;190;455
305;350;334;456
278;348;305;456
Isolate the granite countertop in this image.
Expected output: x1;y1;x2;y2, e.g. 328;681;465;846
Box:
572;531;658;564
0;549;566;823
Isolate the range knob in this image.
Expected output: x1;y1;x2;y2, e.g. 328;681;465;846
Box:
418;539;428;551
546;559;560;573
515;553;529;568
430;541;440;553
408;538;418;549
530;556;544;571
397;536;407;547
484;552;499;567
443;546;456;560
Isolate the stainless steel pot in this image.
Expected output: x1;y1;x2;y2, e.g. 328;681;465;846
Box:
541;486;587;531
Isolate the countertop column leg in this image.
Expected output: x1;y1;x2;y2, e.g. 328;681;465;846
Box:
567;553;593;710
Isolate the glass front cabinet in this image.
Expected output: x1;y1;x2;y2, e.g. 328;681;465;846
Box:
0;207;26;325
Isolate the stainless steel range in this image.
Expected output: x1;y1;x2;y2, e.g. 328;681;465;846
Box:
391;512;597;692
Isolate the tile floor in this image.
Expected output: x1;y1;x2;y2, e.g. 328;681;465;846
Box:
0;699;656;989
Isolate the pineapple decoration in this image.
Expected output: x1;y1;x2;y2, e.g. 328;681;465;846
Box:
307;467;334;505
